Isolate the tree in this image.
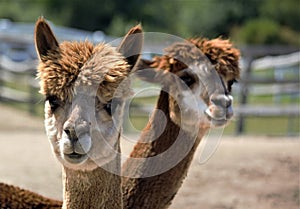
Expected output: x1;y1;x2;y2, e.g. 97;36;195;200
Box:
0;0;298;45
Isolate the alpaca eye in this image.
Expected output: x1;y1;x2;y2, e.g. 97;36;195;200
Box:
103;99;121;116
104;101;112;115
180;74;196;87
46;96;61;112
227;79;237;92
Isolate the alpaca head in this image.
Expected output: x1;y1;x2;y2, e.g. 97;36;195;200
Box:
137;37;240;131
34;18;143;170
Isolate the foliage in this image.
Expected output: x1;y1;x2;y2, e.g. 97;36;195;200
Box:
260;0;300;32
0;0;44;22
0;0;299;45
234;18;281;44
232;0;300;45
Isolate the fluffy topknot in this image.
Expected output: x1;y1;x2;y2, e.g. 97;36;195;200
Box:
37;41;130;102
189;37;240;79
149;37;240;80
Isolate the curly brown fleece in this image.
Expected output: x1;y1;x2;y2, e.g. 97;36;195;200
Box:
149;37;240;80
37;41;130;103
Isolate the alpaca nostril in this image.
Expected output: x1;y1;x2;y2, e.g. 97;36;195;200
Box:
64;126;78;142
64;129;70;136
64;120;90;142
211;94;232;108
226;97;232;108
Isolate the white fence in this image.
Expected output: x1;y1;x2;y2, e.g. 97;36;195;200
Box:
235;50;299;135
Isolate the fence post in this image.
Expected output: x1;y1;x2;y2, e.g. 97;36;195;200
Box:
28;70;38;115
236;57;253;135
0;67;3;101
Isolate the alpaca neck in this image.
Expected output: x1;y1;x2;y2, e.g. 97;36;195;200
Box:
63;156;122;209
122;90;209;209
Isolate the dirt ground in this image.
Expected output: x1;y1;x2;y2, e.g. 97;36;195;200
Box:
0;104;299;209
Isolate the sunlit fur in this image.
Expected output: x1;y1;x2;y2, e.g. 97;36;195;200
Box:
122;37;241;209
38;41;132;170
188;37;240;80
138;37;240;130
38;41;131;102
35;17;143;209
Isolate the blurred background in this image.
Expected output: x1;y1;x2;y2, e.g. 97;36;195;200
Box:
0;1;299;209
0;0;299;136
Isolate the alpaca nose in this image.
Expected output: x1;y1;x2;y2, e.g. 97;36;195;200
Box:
64;125;78;142
63;120;90;142
63;120;91;156
209;94;234;120
210;94;232;108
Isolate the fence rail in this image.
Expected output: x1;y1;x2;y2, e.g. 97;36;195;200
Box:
236;48;299;135
235;105;299;117
0;26;299;135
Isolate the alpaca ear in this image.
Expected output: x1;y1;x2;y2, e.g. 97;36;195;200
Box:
34;17;59;61
117;24;143;72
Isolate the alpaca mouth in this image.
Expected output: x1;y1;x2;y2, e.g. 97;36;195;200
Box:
204;108;228;127
64;152;88;164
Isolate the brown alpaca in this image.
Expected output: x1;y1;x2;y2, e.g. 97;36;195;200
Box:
0;182;61;209
122;38;240;209
36;18;143;209
0;17;143;209
0;36;238;209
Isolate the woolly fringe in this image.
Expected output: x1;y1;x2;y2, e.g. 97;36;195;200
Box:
149;37;240;80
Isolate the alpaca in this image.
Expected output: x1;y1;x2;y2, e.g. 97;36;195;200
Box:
17;17;142;209
1;17;143;208
122;38;240;209
0;182;61;209
0;35;238;209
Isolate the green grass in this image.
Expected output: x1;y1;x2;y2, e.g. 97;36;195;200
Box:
124;112;300;136
3;93;299;136
223;116;300;136
130;95;158;105
124;115;149;133
127;89;299;136
1;68;299;136
1;99;44;116
1;72;44;116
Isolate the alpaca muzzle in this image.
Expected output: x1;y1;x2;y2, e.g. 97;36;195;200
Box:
205;94;233;126
61;120;92;164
